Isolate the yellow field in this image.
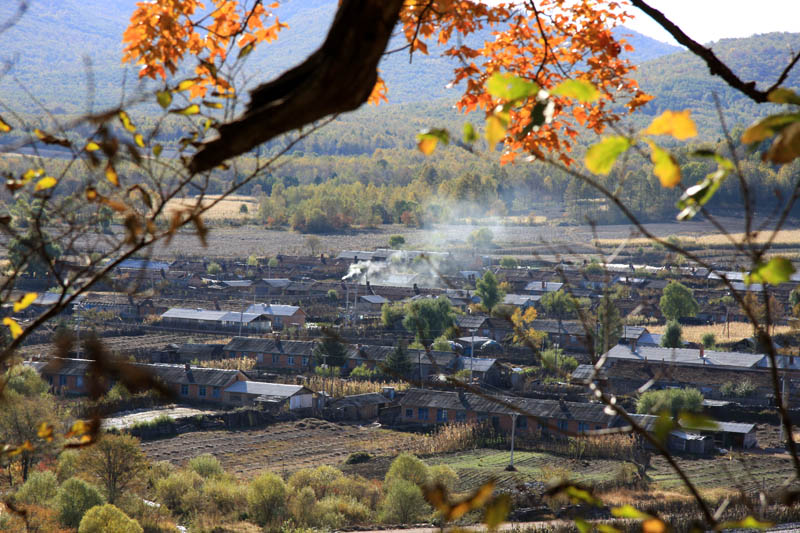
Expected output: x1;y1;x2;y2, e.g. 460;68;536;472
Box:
596;229;800;248
648;322;793;344
164;194;258;220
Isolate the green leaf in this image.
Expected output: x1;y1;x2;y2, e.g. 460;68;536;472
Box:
484;494;511;530
487;73;538;102
745;257;796;286
171;104;200;116
152;144;163;157
238;42;254;59
678;412;719;431
741;113;800;144
611;504;651;519
716;516;773;530
463;123;478;143
551;79;600;103
564;486;602;506
574;518;591;533
768;88;800;105
653;411;674;445
597;526;622;533
585;136;631;175
157;90;172;109
691;149;734;170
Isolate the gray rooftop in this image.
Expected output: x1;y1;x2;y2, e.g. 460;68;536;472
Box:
604;345;765;368
245;303;302;317
224;381;310;397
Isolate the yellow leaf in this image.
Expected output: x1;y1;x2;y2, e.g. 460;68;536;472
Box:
105;164;119;186
486;115;506;149
0;115;12;132
3;317;22;339
648;140;681;188
66;419;91;438
34;176;57;192
22;168;44;183
172;104;200;116
644;110;697;140
134;133;145;148
118;111;136;133
642;518;667;533
37;422;54;442
8;440;33;457
13;292;38;312
85;142;101;152
85;187;98;201
177;79;196;91
417;137;437;155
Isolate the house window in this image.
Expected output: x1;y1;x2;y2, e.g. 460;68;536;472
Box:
76;376;84;388
595;425;603;431
199;386;206;397
405;409;413;418
516;417;527;429
59;375;67;386
558;419;568;432
302;357;309;367
437;409;447;422
287;356;295;366
418;408;428;421
456;411;467;422
272;354;280;364
213;387;221;398
180;384;189;396
578;422;588;433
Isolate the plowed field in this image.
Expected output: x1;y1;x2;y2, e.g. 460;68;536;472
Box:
140;419;425;477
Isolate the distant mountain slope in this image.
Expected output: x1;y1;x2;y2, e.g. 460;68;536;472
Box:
0;0;680;109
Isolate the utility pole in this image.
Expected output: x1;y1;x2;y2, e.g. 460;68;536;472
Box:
508;413;517;471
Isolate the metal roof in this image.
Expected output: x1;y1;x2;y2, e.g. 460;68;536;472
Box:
161;308;267;323
360;295;389;304
331;392;388;408
224;337;316;356
245;304;302;317
220;280;253;288
260;278;292;288
524;281;564;292
604;345;765;368
224;381;310;397
621;326;646;340
455;315;490;330
117;259;171;271
503;294;540;306
454;356;497;373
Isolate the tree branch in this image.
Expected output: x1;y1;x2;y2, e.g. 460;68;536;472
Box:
630;0;796;104
189;0;405;173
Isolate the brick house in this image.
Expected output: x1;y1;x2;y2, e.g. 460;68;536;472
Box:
245;304;306;328
223;337;316;370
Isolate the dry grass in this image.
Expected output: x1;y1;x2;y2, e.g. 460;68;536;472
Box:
412;422;484;455
648;322;794;344
197;357;257;371
596;229;800;249
164;194;258;221
305;376;408;398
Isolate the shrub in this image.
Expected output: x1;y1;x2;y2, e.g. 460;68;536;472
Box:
188;453;223;479
247;472;287;526
207;262;222;275
57;450;80;482
289;486;317;526
428;465;459;493
203;477;246;516
288;465;343;499
385;453;429;487
540;348;578;376
636;388;704;415
328;475;382;510
155;470;203;516
701;332;716;349
327;289;338;301
58;478;105;528
350;364;378;380
388;235;405;248
78;504;142;533
15;470;58;506
146;461;175;489
345;452;372;464
661;320;683;348
239;203;248;214
379;479;430;524
721;379;756;398
500;257;518;268
315;495;372;528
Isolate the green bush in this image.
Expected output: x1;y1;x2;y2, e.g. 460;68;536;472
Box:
207;262;222;275
428;464;459;493
328;475;381;510
289;486;317;526
540;348;578;376
661;320;683;348
155;470;203;516
188;453;223;479
78;504;142;533
349;364;378;380
58;478;106;528
15;470;59;505
345;452;372;464
57;449;80;482
288;465;343;499
636;388;703;416
701;333;716;349
379;479;430;524
500;257;518;268
247;472;287;526
389;235;405;248
721;379;756;398
203;477;246;516
385;453;429;487
315;495;372;529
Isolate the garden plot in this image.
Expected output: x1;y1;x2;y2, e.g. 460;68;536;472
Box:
103;406;221;430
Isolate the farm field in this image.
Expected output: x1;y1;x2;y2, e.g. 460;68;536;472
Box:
647;322;794;344
164;195;259;221
140;419;427;477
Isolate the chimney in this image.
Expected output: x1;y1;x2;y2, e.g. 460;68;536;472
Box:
413;283;420;295
541;280;545;289
699;346;705;358
631;338;637;352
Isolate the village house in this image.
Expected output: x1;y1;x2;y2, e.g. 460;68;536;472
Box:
327;392;392;421
160;307;272;332
223;337;315;370
245;303;306;328
222;381;314;409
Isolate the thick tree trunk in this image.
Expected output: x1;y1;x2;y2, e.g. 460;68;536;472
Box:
190;0;405;173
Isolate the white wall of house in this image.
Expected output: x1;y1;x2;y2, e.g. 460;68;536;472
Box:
290;393;313;409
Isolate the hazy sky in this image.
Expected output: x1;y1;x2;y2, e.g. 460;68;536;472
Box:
624;0;800;45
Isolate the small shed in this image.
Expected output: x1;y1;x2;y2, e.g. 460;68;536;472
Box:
668;431;714;455
223;381;314;409
328;392;390;420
